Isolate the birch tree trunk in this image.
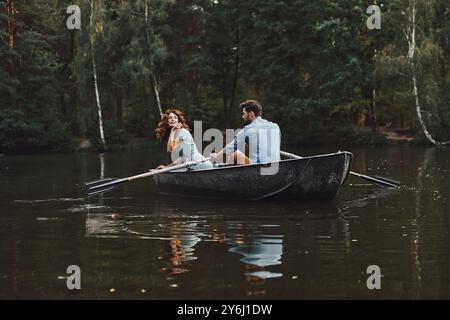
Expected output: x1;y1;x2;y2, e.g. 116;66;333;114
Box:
89;0;107;150
229;24;240;124
372;87;377;131
7;0;14;48
145;0;163;118
405;0;450;145
151;74;163;118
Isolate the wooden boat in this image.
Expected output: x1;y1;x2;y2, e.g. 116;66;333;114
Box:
153;151;353;200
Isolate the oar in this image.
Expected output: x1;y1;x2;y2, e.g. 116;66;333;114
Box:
85;157;211;197
371;175;401;186
280;151;400;188
350;172;399;188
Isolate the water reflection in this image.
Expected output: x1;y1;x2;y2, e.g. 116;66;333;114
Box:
411;147;434;298
230;238;283;269
229;237;283;279
80;197;359;298
5;146;449;298
165;220;201;274
85;211;125;237
100;153;105;179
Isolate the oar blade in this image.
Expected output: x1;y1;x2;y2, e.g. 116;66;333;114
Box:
85;178;116;188
87;185;118;197
86;178;127;197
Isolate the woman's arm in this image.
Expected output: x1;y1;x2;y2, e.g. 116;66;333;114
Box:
157;156;183;169
157;129;188;169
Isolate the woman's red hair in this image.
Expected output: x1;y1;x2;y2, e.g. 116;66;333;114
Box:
155;109;190;143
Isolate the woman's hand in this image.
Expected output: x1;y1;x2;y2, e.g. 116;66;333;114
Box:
172;123;182;130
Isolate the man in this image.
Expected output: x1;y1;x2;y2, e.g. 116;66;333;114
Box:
210;100;281;165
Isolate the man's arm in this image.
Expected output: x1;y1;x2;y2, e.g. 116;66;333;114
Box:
210;129;246;162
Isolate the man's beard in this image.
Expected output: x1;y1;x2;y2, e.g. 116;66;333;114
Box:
244;119;252;126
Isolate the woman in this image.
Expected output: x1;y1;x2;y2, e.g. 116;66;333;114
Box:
155;109;213;170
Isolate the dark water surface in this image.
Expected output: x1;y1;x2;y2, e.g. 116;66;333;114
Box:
1;146;449;299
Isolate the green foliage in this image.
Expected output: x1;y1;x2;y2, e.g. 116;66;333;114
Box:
1;0;449;152
124;103;154;137
0;1;71;153
376;0;450;141
90;119;129;150
0;110;71;153
333;127;387;146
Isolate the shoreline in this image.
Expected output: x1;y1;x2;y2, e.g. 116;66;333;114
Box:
0;133;429;156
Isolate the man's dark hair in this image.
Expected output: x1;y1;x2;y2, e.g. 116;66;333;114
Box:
240;100;262;117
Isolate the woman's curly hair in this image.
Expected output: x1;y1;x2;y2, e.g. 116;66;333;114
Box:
155;109;190;143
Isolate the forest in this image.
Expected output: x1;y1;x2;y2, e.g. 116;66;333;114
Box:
0;0;449;153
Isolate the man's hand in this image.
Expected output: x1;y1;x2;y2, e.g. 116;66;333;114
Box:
210;149;225;163
210;153;219;162
156;164;166;170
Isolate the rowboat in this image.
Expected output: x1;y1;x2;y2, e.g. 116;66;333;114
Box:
153;151;353;200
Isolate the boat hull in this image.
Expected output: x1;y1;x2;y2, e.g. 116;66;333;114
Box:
153;151;352;201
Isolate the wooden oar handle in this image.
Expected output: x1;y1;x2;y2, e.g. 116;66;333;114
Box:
128;157;212;182
280;151;303;159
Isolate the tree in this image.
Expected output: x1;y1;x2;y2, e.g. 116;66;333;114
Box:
206;0;242;126
2;0;450;152
6;0;15;48
378;0;450;144
88;0;107;149
1;0;71;153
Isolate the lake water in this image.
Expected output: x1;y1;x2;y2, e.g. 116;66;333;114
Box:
0;146;449;299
